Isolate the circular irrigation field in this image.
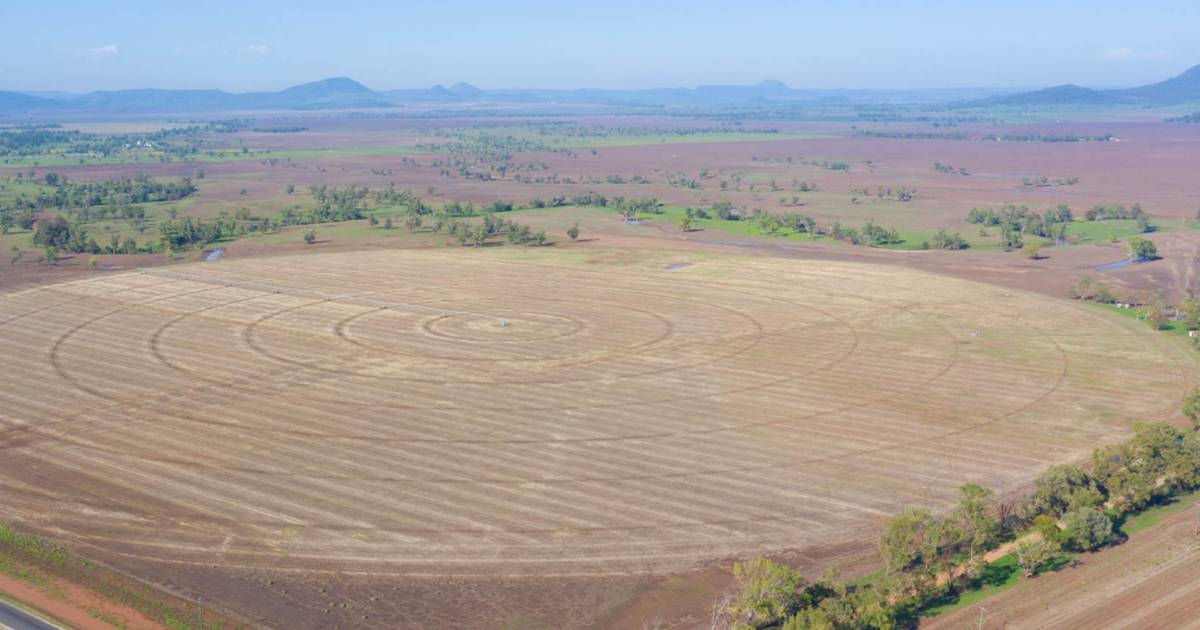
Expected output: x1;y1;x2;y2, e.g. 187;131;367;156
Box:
0;249;1193;576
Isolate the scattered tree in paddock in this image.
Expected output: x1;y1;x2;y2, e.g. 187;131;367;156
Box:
1125;236;1157;261
303;229;316;244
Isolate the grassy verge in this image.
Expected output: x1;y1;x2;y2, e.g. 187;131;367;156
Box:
0;523;243;630
1118;488;1200;536
1091;302;1190;337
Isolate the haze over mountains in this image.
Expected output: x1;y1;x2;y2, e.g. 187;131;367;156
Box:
1;65;1198;115
970;64;1200;107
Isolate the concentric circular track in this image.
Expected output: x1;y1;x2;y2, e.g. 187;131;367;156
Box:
0;250;1192;576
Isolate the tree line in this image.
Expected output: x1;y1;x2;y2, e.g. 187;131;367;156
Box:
717;392;1200;629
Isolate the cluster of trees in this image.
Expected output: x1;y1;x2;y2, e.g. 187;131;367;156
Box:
1022;175;1079;187
932;162;970;175
432;214;546;247
1070;275;1120;304
30;214;182;257
614;197;661;222
855;129;971;141
1164;112;1200;124
982;133;1116;143
252;126;307;133
926;228;969;250
849;186;915;202
750;209;818;237
720;391;1200;629
530;122;775;139
829;221;902;246
0;125;209;162
666;172;702;189
0;206;35;234
5;174;196;214
525;193;611;210
966;203;1073;250
1084;203;1148;224
813;160;851;172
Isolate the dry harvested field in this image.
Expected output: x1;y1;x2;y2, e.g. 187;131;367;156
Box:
0;246;1194;608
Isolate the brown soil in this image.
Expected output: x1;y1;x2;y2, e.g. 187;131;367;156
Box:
925;502;1200;629
0;565;166;629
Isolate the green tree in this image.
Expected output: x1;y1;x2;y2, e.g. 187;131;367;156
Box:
1014;538;1055;577
953;483;1001;556
566;223;580;241
9;246;21;266
730;558;805;628
679;214;693;232
1145;301;1171;330
1180;295;1200;331
879;508;938;575
1092;422;1190;511
1032;514;1062;546
303;229;316;245
1025;464;1104;518
43;245;58;265
1061;507;1112;551
1126;236;1157;261
1022;241;1041;259
1183;387;1200;428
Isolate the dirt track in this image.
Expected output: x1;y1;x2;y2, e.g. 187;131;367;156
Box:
0;248;1195;625
926;500;1200;629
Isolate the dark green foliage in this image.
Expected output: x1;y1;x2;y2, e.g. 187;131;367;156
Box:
1165;112;1200;124
1025;464;1105;518
1091;423;1200;512
730;558;806;628
1125;236;1157;261
1061;507;1113;551
931;228;968;250
1085;203;1145;221
1183;387;1200;427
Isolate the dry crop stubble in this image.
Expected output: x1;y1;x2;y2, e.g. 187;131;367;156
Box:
0;248;1192;579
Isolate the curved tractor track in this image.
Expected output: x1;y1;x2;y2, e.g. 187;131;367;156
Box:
0;250;1192;577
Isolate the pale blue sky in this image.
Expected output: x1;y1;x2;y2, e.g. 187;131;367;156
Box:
3;0;1198;92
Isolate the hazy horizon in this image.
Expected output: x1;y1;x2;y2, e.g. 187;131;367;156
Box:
3;0;1199;93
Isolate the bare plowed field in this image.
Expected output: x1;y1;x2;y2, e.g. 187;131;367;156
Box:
0;250;1193;579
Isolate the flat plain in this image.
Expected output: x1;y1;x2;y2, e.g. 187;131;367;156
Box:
0;248;1192;591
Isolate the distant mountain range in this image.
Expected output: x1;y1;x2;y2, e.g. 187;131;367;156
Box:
2;66;1196;115
0;77;1027;115
967;64;1200;107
